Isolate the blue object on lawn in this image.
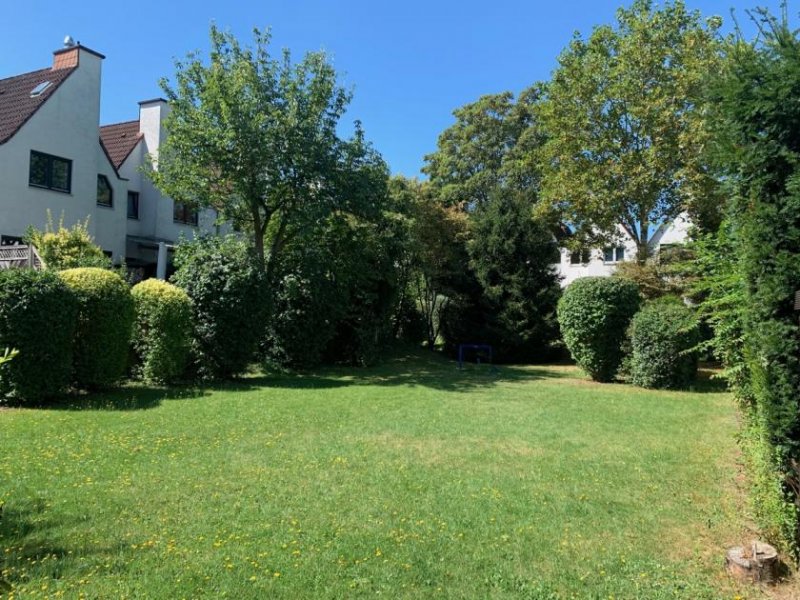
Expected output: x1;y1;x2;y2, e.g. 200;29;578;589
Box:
457;343;493;370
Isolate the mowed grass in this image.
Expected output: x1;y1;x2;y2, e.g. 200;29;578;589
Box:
0;350;760;599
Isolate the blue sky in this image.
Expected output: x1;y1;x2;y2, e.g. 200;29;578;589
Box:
0;0;787;176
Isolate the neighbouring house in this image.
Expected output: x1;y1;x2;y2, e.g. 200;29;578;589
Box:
0;39;220;279
553;214;690;287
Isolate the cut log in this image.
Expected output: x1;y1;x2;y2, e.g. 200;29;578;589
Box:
726;541;779;584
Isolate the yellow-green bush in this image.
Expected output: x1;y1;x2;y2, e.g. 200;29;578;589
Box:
59;268;133;390
131;279;192;384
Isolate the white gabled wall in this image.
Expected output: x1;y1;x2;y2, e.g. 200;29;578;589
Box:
0;46;128;261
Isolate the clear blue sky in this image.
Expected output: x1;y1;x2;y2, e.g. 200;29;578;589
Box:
0;0;787;177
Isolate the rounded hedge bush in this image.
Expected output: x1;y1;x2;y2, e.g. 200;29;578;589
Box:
629;298;700;389
0;270;77;402
557;276;641;382
131;279;192;384
59;267;134;390
171;236;269;380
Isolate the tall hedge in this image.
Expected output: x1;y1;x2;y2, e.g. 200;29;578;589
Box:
709;17;800;551
131;279;192;384
0;270;77;402
59;268;134;390
628;299;699;389
172;236;269;380
557;277;640;381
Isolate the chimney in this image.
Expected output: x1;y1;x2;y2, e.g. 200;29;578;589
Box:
52;39;105;70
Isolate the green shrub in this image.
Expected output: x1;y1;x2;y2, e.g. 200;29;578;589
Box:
172;236;269;380
25;212;112;270
628;299;700;389
0;270;77;402
131;279;192;384
557;277;641;381
59;268;134;389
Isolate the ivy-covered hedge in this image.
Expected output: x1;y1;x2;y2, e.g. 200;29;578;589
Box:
131;279;192;384
557;277;640;381
172;236;269;380
0;270;77;402
59;268;134;390
628;299;699;389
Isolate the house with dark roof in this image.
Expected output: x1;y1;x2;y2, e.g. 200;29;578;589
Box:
0;40;220;278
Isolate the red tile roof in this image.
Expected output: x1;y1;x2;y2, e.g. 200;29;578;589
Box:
99;120;142;169
0;66;76;145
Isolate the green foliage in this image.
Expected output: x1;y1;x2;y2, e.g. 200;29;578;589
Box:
700;12;800;552
25;212;112;270
0;270;76;402
172;236;268;380
467;191;562;361
537;0;722;259
130;279;192;384
59;268;133;390
423;88;543;208
557;277;641;381
628;299;699;389
153;25;386;278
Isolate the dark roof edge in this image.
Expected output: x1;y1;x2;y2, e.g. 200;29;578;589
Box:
0;67;77;146
99;137;126;180
138;97;168;105
54;44;105;59
100;119;140;129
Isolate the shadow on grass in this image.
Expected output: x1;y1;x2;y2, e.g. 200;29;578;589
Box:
0;499;128;592
14;349;574;412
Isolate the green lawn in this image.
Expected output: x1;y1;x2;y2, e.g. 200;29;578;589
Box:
0;350;759;599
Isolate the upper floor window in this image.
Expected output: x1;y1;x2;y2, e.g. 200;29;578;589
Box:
127;191;140;220
603;246;625;263
29;150;71;193
569;248;590;264
97;175;113;207
173;202;199;226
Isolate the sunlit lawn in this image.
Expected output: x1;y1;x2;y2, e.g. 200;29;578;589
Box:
0;350;760;598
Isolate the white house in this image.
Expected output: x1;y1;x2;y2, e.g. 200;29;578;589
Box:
0;39;218;278
554;215;690;287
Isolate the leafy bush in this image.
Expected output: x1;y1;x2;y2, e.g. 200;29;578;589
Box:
0;270;77;402
172;236;269;380
25;212;112;270
557;277;641;381
628;299;700;389
59;268;134;389
131;279;192;383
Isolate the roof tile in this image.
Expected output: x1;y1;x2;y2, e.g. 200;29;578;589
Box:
99;120;142;169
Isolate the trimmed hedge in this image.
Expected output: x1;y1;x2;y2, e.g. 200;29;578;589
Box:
0;270;77;402
628;299;700;389
557;276;641;381
131;279;192;384
172;236;269;380
59;268;134;390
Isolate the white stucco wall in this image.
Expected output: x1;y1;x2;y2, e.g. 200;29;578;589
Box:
0;47;128;261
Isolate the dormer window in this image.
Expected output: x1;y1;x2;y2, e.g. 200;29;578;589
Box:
97;175;113;207
30;81;52;97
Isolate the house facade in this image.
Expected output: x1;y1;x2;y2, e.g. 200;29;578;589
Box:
0;40;218;278
554;214;690;287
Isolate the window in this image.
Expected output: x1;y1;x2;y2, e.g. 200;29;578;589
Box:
127;191;140;220
603;246;626;263
173;202;198;226
29;150;71;193
0;235;24;246
97;175;113;207
569;249;590;264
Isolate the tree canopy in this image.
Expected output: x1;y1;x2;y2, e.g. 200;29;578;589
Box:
151;25;387;279
536;0;723;260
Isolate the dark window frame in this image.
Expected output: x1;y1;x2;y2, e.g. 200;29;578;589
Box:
97;174;113;207
173;202;199;226
29;150;72;193
569;248;591;265
127;191;140;220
